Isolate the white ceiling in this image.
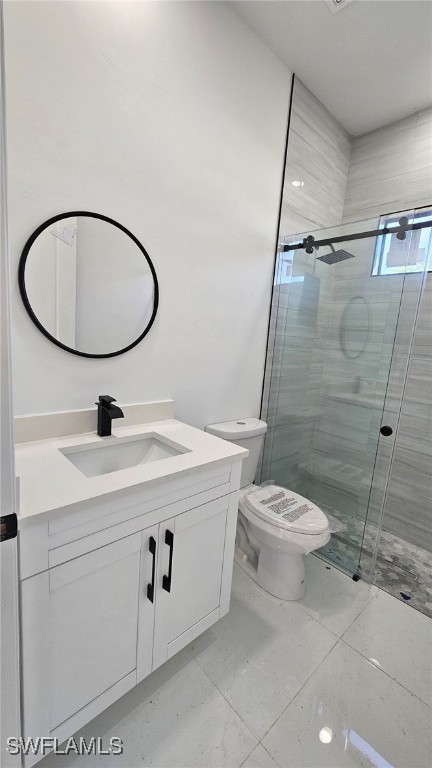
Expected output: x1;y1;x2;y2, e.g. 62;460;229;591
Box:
231;0;432;136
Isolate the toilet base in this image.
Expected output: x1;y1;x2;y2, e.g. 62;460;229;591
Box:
235;545;306;601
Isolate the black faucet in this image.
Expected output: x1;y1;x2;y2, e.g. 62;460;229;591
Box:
96;395;124;437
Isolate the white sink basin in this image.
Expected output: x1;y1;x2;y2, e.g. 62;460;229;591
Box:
60;433;190;478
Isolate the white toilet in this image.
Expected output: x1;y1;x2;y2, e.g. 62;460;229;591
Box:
205;418;330;600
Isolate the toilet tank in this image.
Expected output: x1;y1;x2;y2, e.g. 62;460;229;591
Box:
205;418;267;488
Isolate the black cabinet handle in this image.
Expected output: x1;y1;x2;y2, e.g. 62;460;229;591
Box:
380;425;393;437
147;536;156;603
162;529;174;593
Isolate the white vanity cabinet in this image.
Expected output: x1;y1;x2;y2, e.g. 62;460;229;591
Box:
21;526;158;756
21;530;155;749
153;495;229;669
18;462;241;766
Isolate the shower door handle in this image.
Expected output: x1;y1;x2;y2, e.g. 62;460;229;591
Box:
380;426;393;437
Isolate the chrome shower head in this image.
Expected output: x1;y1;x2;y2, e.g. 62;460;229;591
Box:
316;244;355;265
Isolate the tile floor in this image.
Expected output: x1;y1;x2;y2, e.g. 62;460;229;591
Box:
43;556;432;768
319;503;432;618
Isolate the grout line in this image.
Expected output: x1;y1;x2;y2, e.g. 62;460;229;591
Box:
239;744;258;768
341;579;432;641
338;638;432;710
338;585;379;635
192;567;431;766
292;599;340;640
240;741;283;768
257;640;339;744
256;742;283;768
294;574;378;639
189;614;339;746
187;646;260;744
232;563;341;645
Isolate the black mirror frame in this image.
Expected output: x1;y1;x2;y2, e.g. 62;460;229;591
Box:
18;211;159;359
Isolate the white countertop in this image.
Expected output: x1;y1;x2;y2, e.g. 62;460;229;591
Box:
15;419;248;524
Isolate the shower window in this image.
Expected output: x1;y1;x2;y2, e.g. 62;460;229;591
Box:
279;252;306;284
372;206;432;276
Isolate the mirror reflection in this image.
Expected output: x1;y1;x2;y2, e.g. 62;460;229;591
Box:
19;213;158;357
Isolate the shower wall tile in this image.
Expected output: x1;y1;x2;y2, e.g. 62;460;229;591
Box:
406;167;432;208
344;174;409;222
308;264;430;549
411;139;432;174
337;112;432;550
343;109;432;223
382;284;432;550
417;107;432;125
347;150;413;185
262;82;431;558
279;79;351;237
306;476;361;519
353;113;418;148
260;77;349;488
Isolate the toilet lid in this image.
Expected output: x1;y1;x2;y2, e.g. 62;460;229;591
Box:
243;485;329;534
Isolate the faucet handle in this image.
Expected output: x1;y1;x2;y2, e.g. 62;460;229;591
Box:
97;395;117;406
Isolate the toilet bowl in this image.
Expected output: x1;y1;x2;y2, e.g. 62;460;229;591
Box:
237;484;330;600
205;418;330;600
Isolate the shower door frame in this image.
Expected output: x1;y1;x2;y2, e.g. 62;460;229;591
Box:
358;222;431;583
259;212;431;581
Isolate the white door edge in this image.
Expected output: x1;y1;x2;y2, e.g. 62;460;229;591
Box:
0;2;22;763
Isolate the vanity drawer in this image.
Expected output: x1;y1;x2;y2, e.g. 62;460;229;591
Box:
48;482;232;568
19;463;238;579
49;465;231;541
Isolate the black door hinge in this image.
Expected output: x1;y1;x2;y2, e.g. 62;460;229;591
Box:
0;513;18;542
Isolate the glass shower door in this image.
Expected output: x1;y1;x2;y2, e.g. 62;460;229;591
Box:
260;211;431;577
360;208;431;611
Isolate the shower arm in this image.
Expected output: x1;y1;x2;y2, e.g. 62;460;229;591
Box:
282;218;432;253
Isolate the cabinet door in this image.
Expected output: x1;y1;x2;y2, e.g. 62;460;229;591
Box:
21;531;155;755
137;525;159;682
153;496;229;669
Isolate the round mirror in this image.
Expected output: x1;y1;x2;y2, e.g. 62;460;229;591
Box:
18;212;159;358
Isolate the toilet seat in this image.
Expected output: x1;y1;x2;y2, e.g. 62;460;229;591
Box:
236;484;331;599
241;484;329;535
206;416;332;600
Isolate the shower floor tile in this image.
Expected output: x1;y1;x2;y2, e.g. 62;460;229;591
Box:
316;503;432;618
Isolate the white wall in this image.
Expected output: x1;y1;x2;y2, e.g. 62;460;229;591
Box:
4;0;291;427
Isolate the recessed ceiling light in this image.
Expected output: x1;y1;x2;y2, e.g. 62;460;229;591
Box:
319;727;333;744
291;180;304;188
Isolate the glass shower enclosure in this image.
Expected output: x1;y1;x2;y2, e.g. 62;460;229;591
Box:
260;208;431;611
